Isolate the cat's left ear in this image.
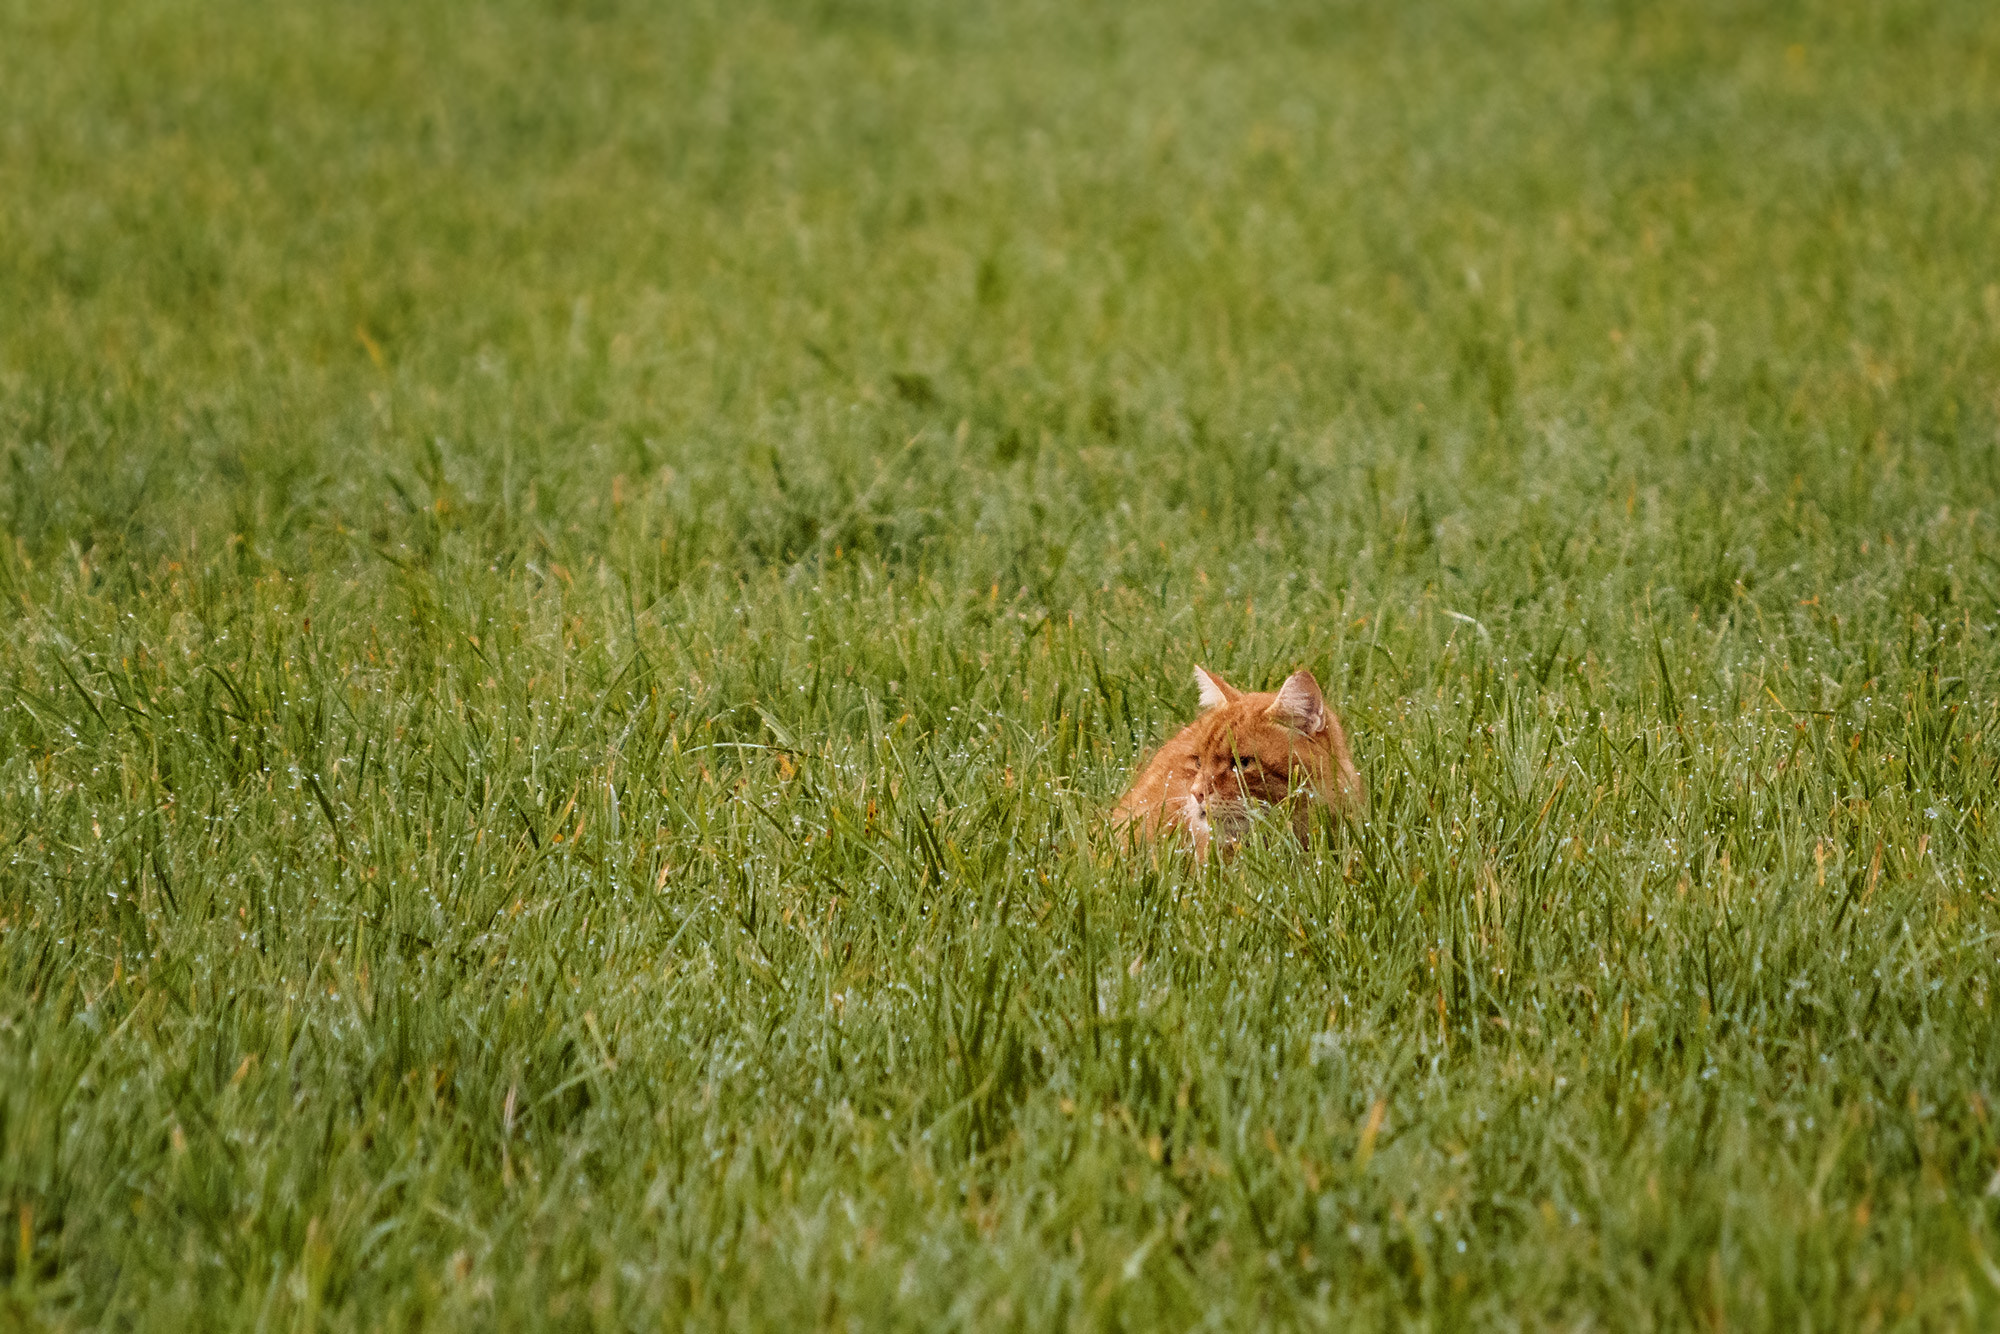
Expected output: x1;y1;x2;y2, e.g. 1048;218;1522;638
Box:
1266;669;1327;734
1194;666;1242;710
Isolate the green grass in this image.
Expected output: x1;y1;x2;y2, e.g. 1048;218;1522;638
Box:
5;0;2000;1326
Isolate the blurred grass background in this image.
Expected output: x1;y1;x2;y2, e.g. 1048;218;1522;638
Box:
4;0;2000;1327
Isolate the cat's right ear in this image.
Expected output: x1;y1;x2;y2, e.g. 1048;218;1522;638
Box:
1266;669;1327;734
1194;666;1241;710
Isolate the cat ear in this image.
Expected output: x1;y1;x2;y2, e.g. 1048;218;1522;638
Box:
1194;666;1241;710
1266;669;1327;734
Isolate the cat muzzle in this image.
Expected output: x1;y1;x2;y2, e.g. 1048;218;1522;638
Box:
1197;797;1253;842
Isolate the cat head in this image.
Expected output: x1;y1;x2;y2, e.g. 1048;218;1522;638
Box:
1179;665;1341;835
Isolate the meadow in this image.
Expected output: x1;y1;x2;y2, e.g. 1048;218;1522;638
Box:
4;0;2000;1326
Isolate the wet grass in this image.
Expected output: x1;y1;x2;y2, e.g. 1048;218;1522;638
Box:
4;0;2000;1327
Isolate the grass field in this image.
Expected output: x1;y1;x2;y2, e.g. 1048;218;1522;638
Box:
5;0;2000;1326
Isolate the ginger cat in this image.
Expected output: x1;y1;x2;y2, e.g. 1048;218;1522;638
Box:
1114;666;1362;858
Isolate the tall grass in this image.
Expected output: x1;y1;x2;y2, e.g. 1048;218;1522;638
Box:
4;0;2000;1326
